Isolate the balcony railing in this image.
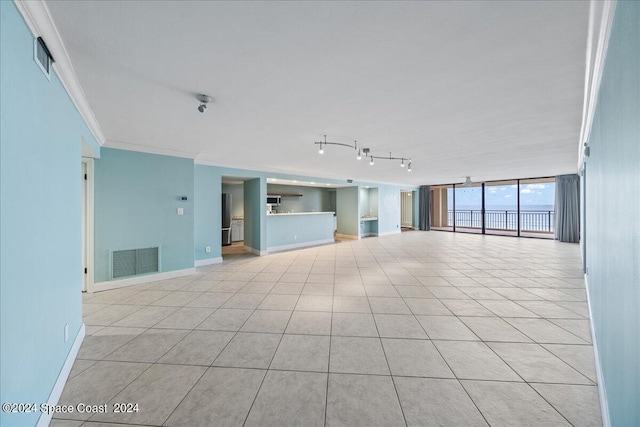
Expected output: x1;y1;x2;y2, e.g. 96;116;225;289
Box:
447;210;554;233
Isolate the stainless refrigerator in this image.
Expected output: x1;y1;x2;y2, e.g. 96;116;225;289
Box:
222;193;232;246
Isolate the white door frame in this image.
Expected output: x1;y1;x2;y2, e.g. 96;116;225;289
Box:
81;158;95;293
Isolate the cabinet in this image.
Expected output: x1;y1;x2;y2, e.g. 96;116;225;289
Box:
231;220;244;242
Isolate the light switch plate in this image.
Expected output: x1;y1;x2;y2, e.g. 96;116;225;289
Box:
177;208;184;215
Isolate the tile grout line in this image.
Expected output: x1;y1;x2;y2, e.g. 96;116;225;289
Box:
363;260;409;427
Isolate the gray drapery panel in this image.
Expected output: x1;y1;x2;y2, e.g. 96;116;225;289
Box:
555;174;580;243
419;185;431;231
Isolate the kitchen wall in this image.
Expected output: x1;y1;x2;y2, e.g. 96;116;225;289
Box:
336;187;360;237
267;184;332;213
0;2;100;425
583;2;639;425
222;183;244;218
94;148;195;282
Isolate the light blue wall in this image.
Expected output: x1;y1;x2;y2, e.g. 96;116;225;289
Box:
337;187;360;236
377;185;402;235
267;184;331;213
0;2;99;425
94;148;194;282
584;2;640;425
222;183;244;218
195;165;221;261
244;178;265;251
267;214;334;249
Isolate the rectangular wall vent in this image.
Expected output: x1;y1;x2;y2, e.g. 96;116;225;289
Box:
34;37;54;80
111;247;160;279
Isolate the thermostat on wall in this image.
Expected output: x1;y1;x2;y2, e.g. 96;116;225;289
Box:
179;196;188;201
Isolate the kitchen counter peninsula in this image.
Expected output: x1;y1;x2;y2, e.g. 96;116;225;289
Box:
267;212;335;252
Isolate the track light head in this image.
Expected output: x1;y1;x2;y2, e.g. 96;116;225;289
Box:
319;143;324;154
369;156;374;166
400;159;405;167
408;162;412;172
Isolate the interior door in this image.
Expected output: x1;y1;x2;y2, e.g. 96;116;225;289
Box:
82;162;87;292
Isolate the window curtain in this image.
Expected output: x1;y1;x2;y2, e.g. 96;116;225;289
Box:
419;185;431;231
555;174;580;243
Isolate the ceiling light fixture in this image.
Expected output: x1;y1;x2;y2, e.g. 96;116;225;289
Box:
196;94;212;113
313;135;412;172
463;176;473;186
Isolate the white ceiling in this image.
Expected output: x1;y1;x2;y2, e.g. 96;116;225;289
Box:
46;1;589;186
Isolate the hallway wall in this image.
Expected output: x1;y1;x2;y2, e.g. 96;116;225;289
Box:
0;2;100;425
583;2;640;425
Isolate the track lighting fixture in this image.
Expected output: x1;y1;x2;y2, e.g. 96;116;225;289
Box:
313;135;412;173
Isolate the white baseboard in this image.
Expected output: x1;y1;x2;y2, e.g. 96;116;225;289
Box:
195;257;223;267
243;245;268;256
584;273;610;427
94;268;196;292
377;230;402;237
267;238;335;253
37;323;85;427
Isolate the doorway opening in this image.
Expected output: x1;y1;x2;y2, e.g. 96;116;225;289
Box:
221;177;251;257
400;190;414;230
81;158;94;293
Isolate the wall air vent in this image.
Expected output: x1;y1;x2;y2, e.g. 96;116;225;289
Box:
111;246;160;279
34;37;54;80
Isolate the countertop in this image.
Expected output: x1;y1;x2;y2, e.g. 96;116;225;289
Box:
267;212;335;216
360;217;378;221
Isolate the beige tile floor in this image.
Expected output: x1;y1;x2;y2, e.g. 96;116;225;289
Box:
53;231;602;427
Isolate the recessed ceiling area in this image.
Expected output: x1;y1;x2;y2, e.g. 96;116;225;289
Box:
267;178;343;189
46;1;589;186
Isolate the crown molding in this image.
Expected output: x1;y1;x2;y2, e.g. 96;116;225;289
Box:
578;0;617;168
13;0;106;146
103;139;198;159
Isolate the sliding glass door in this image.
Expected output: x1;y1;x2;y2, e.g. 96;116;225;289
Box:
484;180;518;236
430;185;453;231
429;177;556;239
454;184;482;234
519;178;555;238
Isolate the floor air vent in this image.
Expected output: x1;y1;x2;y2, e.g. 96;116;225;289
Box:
111;247;160;279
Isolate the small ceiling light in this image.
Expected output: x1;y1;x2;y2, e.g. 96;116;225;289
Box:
408;162;412;172
310;182;315;184
318;143;324;154
293;180;298;183
400;159;405;168
357;149;362;160
369;156;374;166
325;183;330;186
196;94;212;113
464;176;472;186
